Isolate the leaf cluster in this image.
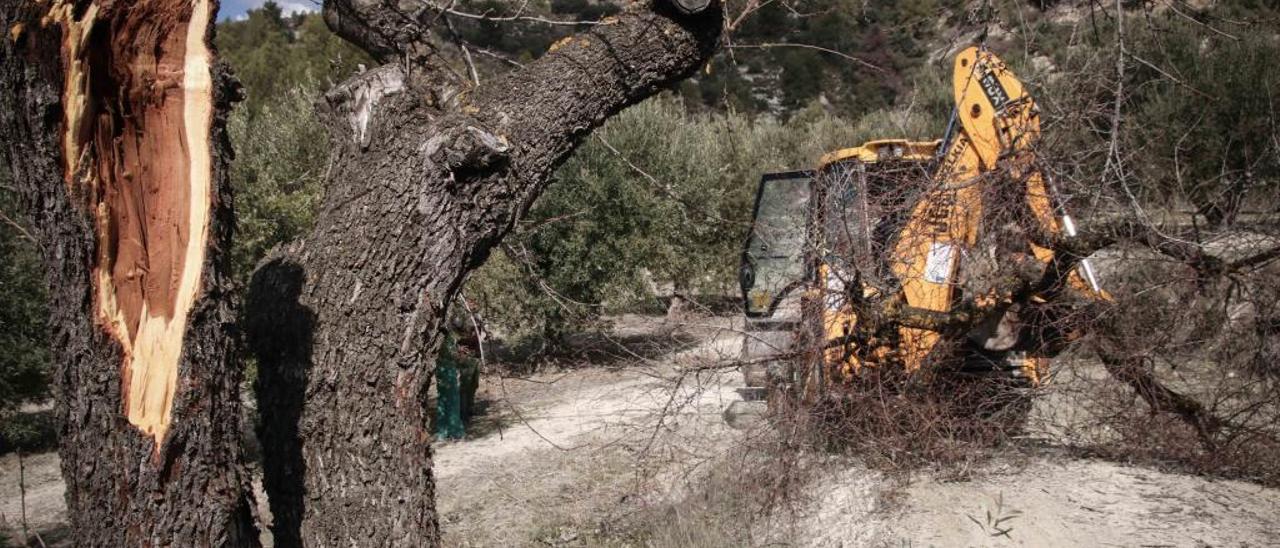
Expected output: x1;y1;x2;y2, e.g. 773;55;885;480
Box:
0;181;50;418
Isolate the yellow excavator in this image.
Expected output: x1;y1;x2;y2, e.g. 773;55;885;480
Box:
735;46;1106;417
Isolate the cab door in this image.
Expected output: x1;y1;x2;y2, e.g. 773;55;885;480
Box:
738;171;813;392
740;171;814;318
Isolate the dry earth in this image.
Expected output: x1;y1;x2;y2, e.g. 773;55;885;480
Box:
3;315;1278;546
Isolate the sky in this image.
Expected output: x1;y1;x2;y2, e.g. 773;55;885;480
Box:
219;0;319;21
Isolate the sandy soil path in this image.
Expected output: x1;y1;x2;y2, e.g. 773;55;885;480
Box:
3;317;1278;546
800;459;1280;547
0;451;65;543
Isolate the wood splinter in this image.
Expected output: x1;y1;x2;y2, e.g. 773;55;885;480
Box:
54;0;215;445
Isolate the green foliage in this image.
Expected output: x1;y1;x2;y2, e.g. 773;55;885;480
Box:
1125;12;1280;221
217;5;370;280
0;410;57;453
227;83;329;280
468;94;945;341
216;3;369;116
0;184;49;416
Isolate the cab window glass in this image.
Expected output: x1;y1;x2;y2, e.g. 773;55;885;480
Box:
743;172;811;316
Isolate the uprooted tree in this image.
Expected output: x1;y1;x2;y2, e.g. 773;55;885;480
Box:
0;0;721;544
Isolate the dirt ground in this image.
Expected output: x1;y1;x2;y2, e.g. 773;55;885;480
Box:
0;451;66;545
3;315;1279;546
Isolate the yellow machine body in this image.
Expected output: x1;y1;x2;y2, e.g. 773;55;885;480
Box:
800;47;1106;389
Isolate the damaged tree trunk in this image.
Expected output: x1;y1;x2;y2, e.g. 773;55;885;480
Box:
246;1;722;545
1;0;256;545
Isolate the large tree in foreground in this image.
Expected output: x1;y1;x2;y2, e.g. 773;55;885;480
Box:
1;0;722;544
245;1;721;544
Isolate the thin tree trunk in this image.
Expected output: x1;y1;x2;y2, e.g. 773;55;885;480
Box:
0;0;256;544
246;2;722;545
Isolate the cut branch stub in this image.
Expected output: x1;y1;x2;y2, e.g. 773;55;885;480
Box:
51;0;216;446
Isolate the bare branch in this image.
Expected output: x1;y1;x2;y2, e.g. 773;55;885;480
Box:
0;209;40;249
725;0;771;32
1097;349;1224;448
428;0;606;26
726;42;885;73
471;46;525;68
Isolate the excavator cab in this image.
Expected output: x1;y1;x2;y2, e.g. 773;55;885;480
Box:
737;144;939;397
808;141;941;385
739;143;940;321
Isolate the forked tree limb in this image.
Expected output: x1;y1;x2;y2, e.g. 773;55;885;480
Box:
1016;211;1255;450
248;1;723;545
846;200;1255;451
322;0;473;105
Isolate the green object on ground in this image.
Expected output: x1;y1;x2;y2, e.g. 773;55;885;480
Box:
436;334;478;440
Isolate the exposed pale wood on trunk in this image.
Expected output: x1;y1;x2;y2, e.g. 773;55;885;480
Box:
53;0;219;444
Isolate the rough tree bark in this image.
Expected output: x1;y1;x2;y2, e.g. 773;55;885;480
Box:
0;0;256;545
245;1;722;545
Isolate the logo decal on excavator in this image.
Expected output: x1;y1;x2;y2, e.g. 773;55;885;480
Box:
923;136;968;239
920;190;956;237
938;134;968;181
979;70;1010;111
